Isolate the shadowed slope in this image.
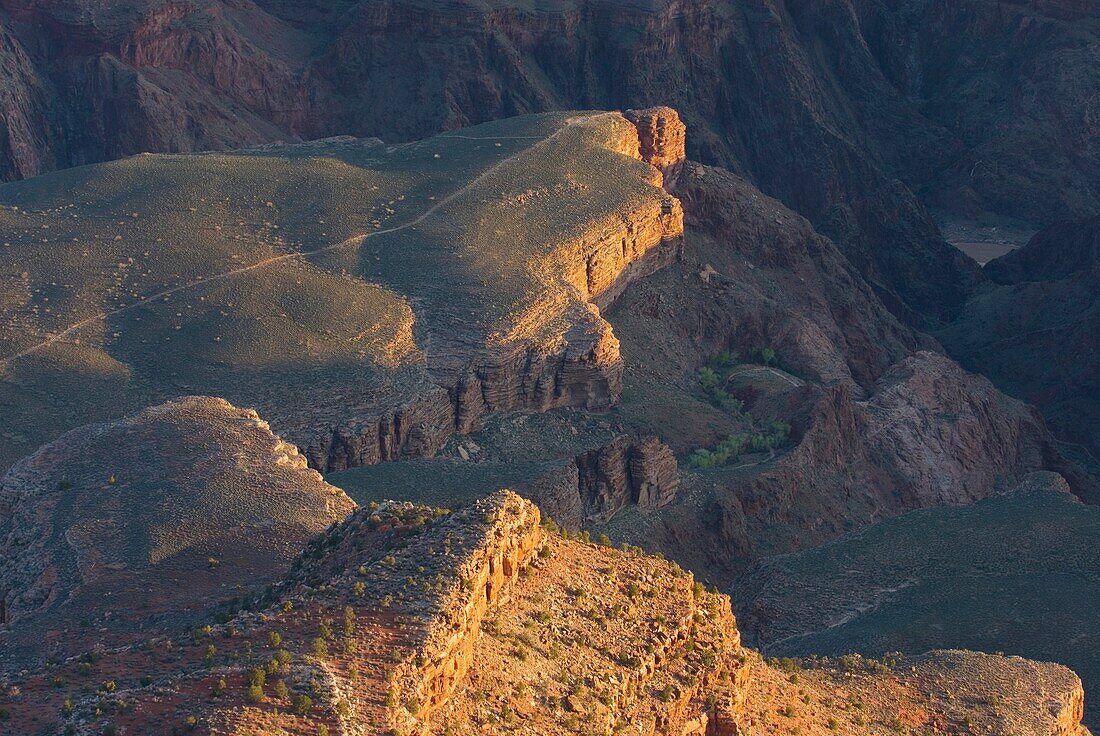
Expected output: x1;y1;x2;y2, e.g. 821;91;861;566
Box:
0;396;355;647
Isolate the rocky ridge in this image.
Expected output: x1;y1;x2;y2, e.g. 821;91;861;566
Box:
0;482;1089;735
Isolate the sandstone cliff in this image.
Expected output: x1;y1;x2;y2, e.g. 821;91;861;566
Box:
0;485;1089;735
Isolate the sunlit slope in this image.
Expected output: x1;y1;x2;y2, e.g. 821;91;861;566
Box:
0;112;676;470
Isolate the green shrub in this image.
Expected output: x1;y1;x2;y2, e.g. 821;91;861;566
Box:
292;694;313;715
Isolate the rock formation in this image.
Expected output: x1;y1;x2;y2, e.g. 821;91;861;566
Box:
0;484;1089;735
575;435;680;523
0;110;684;477
8;0;1098;330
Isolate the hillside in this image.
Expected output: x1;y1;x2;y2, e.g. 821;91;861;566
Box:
0;396;355;658
0;481;1089;735
329;158;1094;584
0;108;683;473
734;472;1100;728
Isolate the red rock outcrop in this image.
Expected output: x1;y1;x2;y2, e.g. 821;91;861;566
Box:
576;435;680;522
389;493;542;730
625;107;687;190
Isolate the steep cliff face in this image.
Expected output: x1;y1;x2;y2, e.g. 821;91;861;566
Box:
391;494;542;728
22;0;1100;326
595;161;1094;579
609;350;1093;581
299;109;687;473
938;217;1100;466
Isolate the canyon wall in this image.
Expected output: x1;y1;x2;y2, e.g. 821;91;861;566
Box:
303;108;686;474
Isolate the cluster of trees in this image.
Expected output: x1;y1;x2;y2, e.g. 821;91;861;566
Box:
688;421;790;469
689;349;791;469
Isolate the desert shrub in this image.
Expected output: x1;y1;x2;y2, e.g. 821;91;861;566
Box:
249;668;265;688
292;694;313;715
274;681;289;699
246;684;263;703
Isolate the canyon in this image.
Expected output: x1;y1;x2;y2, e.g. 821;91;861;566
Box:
0;1;1098;729
0;414;1090;733
2;0;1096;452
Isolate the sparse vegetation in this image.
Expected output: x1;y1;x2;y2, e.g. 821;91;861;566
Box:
689;352;791;468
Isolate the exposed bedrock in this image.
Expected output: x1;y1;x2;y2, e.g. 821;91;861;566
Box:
575;435;681;524
709;351;1096;571
305;110;686;474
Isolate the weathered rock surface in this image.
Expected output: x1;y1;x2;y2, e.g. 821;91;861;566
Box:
575;435;680;522
606;349;1093;582
598;165;1095;576
624;106;687;190
0;485;1090;735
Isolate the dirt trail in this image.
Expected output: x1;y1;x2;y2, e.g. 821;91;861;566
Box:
0;116;598;370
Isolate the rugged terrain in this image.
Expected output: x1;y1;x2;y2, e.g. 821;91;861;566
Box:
330;157;1095;580
735;471;1100;727
0;396;355;655
0;48;1095;726
5;0;1099;326
0;108;683;474
0;417;1090;734
938;217;1100;462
